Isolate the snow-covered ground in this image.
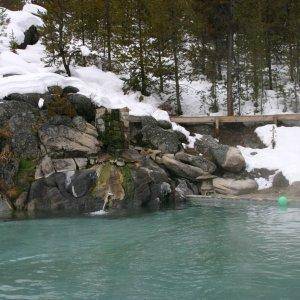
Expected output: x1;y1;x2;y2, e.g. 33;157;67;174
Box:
0;3;299;191
239;125;300;189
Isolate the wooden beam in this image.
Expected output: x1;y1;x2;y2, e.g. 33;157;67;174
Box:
170;114;300;125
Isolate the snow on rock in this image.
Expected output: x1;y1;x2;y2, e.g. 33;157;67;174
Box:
238;124;300;188
5;9;43;44
0;72;82;97
152;109;170;121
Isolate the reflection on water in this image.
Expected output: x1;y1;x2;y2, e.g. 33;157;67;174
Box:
0;201;300;299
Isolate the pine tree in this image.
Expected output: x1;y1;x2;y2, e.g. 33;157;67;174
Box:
40;0;78;76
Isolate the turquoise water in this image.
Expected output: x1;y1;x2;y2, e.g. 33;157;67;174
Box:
0;202;300;299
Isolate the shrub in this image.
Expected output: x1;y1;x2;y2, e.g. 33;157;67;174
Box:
47;88;76;118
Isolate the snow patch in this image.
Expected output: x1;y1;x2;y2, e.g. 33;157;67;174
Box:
239;125;300;187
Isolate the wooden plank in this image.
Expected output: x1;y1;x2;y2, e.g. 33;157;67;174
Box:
170;114;300;125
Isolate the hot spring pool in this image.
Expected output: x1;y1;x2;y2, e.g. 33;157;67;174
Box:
0;201;299;299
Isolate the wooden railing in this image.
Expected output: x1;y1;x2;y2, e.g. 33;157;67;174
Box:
170;113;300;125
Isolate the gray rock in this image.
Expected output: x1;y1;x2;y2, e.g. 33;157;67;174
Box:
27;170;99;212
273;172;289;188
62;86;79;95
213;178;258;195
4;93;51;108
221;147;245;173
0;194;11;212
74;158;88;169
0;156;19;186
141;121;183;154
72;116;98;137
38;123;100;157
141;116;158;127
40;155;55;177
66;170;97;198
174;130;188;143
67;94;96;122
130;166;152;208
0;100;38;127
195;135;245;173
161;155;209;181
19;25;39;49
15;192;28;210
8;112;40;159
121;149;143;162
175;179;194;203
175;151;216;173
52;158;77;172
157;120;172;130
47;115;73;127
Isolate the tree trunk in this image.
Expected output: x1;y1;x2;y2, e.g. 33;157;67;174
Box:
138;12;147;96
266;34;273;90
226;0;234;116
104;0;112;71
61;53;71;77
158;43;164;93
173;44;182;115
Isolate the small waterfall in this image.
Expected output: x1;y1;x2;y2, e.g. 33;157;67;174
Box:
90;191;113;216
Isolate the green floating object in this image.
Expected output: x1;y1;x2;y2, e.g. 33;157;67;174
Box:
277;196;288;206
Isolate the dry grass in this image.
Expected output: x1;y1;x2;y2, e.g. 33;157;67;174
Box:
47;89;76;118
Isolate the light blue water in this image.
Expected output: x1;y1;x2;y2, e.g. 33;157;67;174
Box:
0;202;300;300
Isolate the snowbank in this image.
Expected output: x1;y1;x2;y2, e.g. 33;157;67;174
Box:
239;125;300;188
5;9;43;44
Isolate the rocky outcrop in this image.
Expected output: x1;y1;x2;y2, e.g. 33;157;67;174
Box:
4;93;51;108
175;151;216;174
0;194;11;212
0;101;38;126
19;25;39;49
159;155;209;181
67;94;96;122
38;118;100;157
273;172;289;188
174;179;197;203
213;178;258;195
195;135;245;173
8;112;40;159
141;117;183;153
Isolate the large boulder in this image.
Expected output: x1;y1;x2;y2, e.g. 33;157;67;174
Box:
8;112;40;159
141;117;183;153
0;101;38;127
195;135;245;173
0;155;19;187
160;155;209;181
3;93;51;108
27;170;99;212
175;151;216;174
38;122;100;157
0;194;11;212
174;179;195;204
66;170;97;198
19;25;39;49
213;178;258;195
72;116;98;137
67;94;96;122
272;171;289;188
